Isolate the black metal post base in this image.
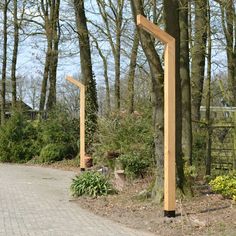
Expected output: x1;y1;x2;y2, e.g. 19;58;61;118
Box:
80;168;85;172
164;210;175;218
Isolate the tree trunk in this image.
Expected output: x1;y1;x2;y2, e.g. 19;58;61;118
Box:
11;0;19;109
219;0;236;106
46;0;60;110
103;58;111;115
205;0;212;176
114;1;124;111
46;48;58;110
114;27;121;110
39;0;60;111
179;0;192;165
153;0;157;24
191;0;207;122
128;31;139;114
1;0;9;125
92;36;111;114
188;1;193;50
96;0;124;111
131;0;164;203
74;0;98;153
39;47;51;111
74;0;93;86
164;0;185;192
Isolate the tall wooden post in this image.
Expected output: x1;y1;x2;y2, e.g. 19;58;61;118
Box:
66;76;86;170
137;15;176;217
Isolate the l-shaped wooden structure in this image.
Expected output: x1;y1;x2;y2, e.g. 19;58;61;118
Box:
137;15;176;217
66;76;86;170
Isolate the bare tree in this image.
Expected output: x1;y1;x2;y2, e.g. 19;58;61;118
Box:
96;0;125;111
217;0;236;106
179;0;192;165
191;0;208;122
90;34;111;114
1;0;10;125
11;0;27;108
205;0;212;175
33;0;61;111
127;30;139;114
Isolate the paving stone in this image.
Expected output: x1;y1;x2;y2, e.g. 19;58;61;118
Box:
0;164;154;236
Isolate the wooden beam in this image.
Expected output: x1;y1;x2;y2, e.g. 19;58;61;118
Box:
137;15;174;44
66;76;86;170
137;15;176;217
66;76;84;90
164;40;176;216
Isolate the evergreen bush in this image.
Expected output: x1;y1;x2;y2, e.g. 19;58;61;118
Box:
38;106;79;161
39;143;73;163
0;112;39;163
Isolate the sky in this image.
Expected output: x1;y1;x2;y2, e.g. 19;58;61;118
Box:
0;0;230;108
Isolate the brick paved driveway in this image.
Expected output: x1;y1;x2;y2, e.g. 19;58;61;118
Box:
0;164;154;236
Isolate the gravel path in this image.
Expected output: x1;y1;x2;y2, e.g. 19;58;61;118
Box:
0;164;154;236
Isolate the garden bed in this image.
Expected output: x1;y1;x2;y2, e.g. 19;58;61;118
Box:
27;162;236;235
73;177;236;236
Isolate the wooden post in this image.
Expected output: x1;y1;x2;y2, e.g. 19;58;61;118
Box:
66;76;86;171
137;15;176;217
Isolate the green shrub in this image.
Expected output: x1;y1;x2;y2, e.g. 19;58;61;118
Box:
39;143;74;163
118;153;150;179
209;172;236;200
71;171;115;197
184;163;197;179
37;106;80;161
93;111;154;173
40;112;79;144
0;113;39;163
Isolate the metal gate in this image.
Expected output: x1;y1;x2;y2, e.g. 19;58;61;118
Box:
200;106;236;171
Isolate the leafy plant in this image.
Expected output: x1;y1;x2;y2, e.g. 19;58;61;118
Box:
71;171;115;197
184;163;197;179
40;108;79;143
0;112;39;163
37;106;80;161
93;111;154;173
209;172;236;200
118;153;150;179
39;143;74;163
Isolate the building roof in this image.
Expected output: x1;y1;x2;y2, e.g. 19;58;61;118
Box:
3;100;33;113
